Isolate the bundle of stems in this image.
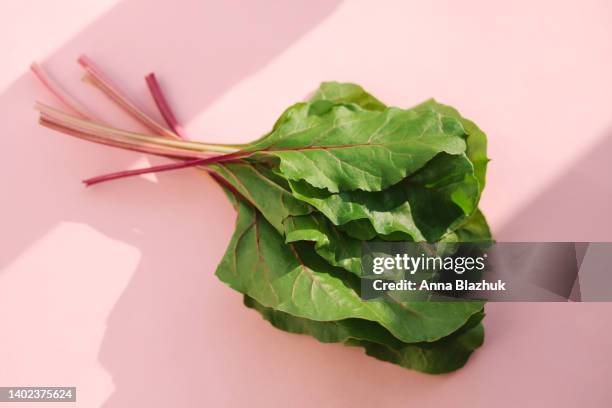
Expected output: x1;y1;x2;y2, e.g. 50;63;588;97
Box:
32;56;242;186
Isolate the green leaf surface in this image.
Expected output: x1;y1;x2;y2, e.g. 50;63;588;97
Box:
307;83;488;195
452;208;493;243
283;212;363;275
288;151;478;243
285;83;485;242
289;178;426;241
412;99;488;195
310;81;387;112
245;295;485;374
210;161;312;234
211;160;364;275
215;194;484;343
242;102;468;193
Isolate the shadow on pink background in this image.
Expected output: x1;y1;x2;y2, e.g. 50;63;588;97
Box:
1;1;612;407
500;126;612;241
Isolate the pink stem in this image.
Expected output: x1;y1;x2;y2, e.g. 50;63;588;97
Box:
145;73;187;139
33;56;245;188
78;55;178;139
84;158;207;186
30;63;95;120
39;116;211;159
82;153;245;186
37;105;214;155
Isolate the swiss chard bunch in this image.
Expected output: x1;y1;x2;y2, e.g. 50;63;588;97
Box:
33;57;491;374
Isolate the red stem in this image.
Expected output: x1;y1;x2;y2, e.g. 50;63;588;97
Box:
78;55;177;139
81;140;386;186
145;73;187;139
30;63;94;120
39;117;185;159
81;153;248;186
83;158;206;186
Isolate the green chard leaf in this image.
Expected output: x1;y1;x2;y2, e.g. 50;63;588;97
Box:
307;82;488;194
242;102;468;193
287;151;478;243
245;295;485;374
271;82;486;243
209;160;312;233
450;208;493;243
212;82;492;373
215;193;485;343
210;161;363;275
310;81;387;112
412;99;489;196
211;83;491;276
282;213;363;275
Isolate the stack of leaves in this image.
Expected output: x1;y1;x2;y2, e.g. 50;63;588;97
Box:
33;57;491;374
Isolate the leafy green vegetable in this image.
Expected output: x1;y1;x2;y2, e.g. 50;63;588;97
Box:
280;83;483;244
215;195;485;343
209;82;491;373
36;63;492;374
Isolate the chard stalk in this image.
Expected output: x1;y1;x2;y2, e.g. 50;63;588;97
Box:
83;158;208;186
36;103;227;157
144;72;187;139
78;55;177;139
32;57;247;186
30;63;94;120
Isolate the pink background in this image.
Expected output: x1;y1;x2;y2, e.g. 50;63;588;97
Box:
1;1;612;406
